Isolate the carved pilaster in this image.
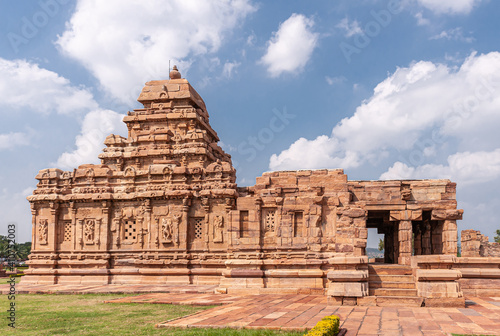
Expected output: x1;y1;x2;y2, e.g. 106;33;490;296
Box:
70;202;77;251
181;197;191;250
144;198;152;249
101;201;110;250
202;197;210;248
30;203;37;251
49;202;59;249
78;219;84;248
225;197;234;246
255;198;262;246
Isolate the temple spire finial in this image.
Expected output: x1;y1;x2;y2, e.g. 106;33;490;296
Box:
169;65;181;79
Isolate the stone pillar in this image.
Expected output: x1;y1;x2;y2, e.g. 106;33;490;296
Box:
30;203;37;251
70;202;77;251
143;199;151;249
77;219;84;249
393;223;399;262
431;209;463;256
398;220;412;265
255;198;262;246
413;223;422;256
384;230;394;264
180;197;190;251
202;198;210;249
422;219;432;255
390;210;421;265
101;201;110;251
225;198;234;246
49;202;59;250
442;220;457;255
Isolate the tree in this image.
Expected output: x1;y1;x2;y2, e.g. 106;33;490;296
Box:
16;242;31;260
495;229;500;244
0;235;9;260
0;235;32;261
378;238;384;252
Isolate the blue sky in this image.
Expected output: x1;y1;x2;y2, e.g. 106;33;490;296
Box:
1;0;500;247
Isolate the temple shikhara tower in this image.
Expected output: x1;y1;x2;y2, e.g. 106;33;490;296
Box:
24;66;500;307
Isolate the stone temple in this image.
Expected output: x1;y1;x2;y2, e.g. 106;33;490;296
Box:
23;67;500;307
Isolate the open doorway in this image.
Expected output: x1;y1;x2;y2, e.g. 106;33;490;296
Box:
366;210;397;264
367;228;384;262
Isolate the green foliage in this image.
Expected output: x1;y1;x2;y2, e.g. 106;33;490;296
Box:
378;238;384;252
494;229;500;243
0;235;31;261
304;315;340;336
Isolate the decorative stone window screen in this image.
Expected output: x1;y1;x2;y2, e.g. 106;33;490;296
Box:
63;222;72;242
194;218;203;240
124;220;137;241
263;209;276;233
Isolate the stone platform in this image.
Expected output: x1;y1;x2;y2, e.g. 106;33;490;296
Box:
146;294;499;335
2;282;500;334
0;283;217;295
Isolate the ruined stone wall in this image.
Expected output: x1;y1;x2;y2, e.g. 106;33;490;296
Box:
461;230;500;257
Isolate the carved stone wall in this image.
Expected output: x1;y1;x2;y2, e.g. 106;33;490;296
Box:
23;67;463;298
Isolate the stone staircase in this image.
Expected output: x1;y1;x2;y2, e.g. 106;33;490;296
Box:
367;263;423;307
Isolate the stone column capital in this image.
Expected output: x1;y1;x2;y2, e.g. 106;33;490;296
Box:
390;209;422;221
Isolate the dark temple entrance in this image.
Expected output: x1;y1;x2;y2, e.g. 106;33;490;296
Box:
366;210;443;264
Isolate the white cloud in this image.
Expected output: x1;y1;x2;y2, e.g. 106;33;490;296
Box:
430;28;474;43
55;109;127;170
222;61;241;78
0;58;97;115
0;186;36;242
416;0;483;15
414;12;430;26
381;149;500;186
336;17;363;37
270;52;500;178
0;58;126;170
57;0;256;104
326;76;347;85
260;13;318;77
0;131;31;150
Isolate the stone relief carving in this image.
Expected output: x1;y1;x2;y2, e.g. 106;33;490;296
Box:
38;219;48;244
84;219;95;244
213;215;224;243
161;217;174;243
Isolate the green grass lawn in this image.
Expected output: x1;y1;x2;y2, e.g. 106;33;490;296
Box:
0;277;21;284
0;293;304;336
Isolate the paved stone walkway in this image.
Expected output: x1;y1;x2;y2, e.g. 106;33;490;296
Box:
3;283;500;335
150;295;500;335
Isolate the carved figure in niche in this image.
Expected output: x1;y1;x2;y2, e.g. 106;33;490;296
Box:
213;215;224;243
84;219;95;243
401;188;411;201
38;219;48;244
214;165;223;179
86;169;95;183
161;217;173;242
